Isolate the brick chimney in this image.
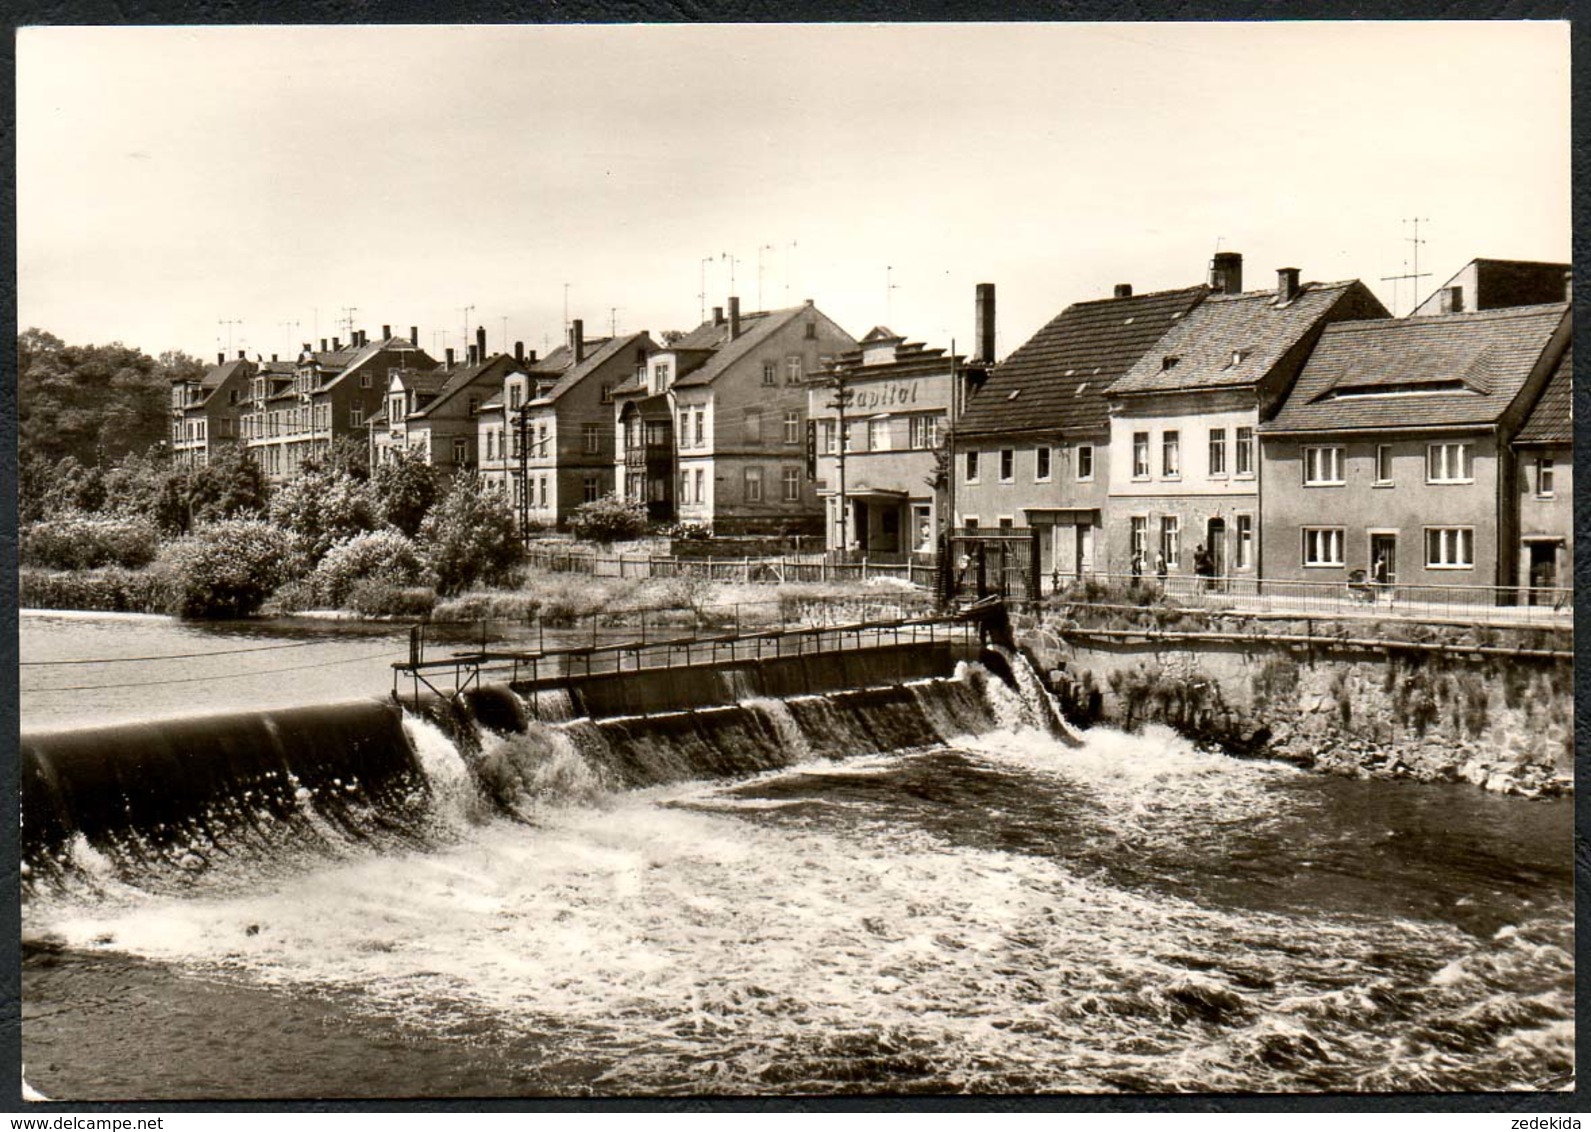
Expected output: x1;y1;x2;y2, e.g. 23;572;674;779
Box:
271;354;278;363
410;326;418;345
476;325;487;361
1276;267;1301;303
974;283;996;364
382;324;391;340
217;351;225;365
570;319;585;364
320;338;328;352
237;350;246;360
332;336;341;351
712;305;724;326
514;341;524;364
467;345;478;365
728;296;741;341
1209;252;1243;295
1114;284;1133;299
445;347;455;367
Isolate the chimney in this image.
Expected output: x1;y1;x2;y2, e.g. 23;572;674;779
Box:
237;350;246;360
1114;284;1133;299
467;345;478;365
382;324;391;340
728;296;741;341
974;283;996;364
712;305;724;326
1564;269;1573;303
1276;267;1301;303
410;326;418;345
526;350;537;364
476;325;487;361
217;352;225;365
1209;252;1243;295
514;340;524;363
320;338;328;352
445;347;455;367
570;318;585;363
332;336;341;351
271;354;278;363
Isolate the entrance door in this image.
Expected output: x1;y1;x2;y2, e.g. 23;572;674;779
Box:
1528;542;1558;604
1206;518;1227;585
1370;533;1397;586
1075;523;1094;577
879;506;901;555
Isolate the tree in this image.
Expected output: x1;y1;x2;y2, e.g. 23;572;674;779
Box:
187;446;269;526
567;493;648;545
268;466;377;563
418;472;523;595
157;519;297;619
17;329;178;469
302;435;371;482
370;448;441;536
311;529;427;607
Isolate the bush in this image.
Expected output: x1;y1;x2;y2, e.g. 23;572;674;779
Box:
20;566;169;613
156;519;298;619
418;473;524;596
370;450;442;537
567;494;648;545
268;468;377;563
311;529;427;607
20;514;161;570
346;580;438;619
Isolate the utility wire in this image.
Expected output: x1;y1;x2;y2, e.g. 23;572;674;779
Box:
22;648;401;694
21;632;406;667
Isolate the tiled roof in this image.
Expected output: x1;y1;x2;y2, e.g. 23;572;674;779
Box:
1110;281;1373;396
1515;341;1572;445
954;285;1209;438
410;355;515;419
532;332;653;405
393;368;454;397
821;338;961;383
321;336;432;393
1262;303;1570;434
673;307;802;387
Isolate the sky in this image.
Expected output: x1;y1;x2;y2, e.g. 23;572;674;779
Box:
16;21;1571;368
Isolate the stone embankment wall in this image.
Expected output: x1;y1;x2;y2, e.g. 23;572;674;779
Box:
1016;611;1573;797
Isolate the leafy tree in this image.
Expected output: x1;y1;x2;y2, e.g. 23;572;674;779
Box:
568;493;648;545
370;449;441;536
311;529;427;607
302;435;371;482
156;519;297;619
268;466;377;563
187;446;269;526
418;472;523;595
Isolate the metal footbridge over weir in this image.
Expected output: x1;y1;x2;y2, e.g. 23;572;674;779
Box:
389;601;1008;713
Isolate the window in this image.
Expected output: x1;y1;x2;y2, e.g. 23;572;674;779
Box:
744;466;764;502
1132;432;1150;479
350;407;365;427
1536;456;1555;498
1236;514;1253;569
361;373;372;388
1425;527;1474;569
782;466;801;501
1035;446;1052;482
999;448;1015;482
229;390;239;405
452;437;468;464
783;411;801;445
583;423;601;454
468;396;479;416
965;450;980;483
1130;516;1148;561
584;475;600;503
1159;516;1180;569
869;419;891;452
762;361;778;387
599;383;613;404
486;431;495;461
1077;444;1094;481
805;322;817;340
1208;428;1227;477
645;421;666;446
744;409;763;445
1235;427;1254;476
1427;442;1473;484
1302;527;1345;567
786;356;804;384
652;362;671;393
509;386;522;411
679;411;691;446
1302;445;1345;485
693;408;704;447
537;423;549;457
842;423;855;453
1162;430;1180;478
538;476;548;508
391;396;404;421
1375;444;1394;485
694;468;705;505
909;414;940;450
998;517;1014;530
822;420;838;455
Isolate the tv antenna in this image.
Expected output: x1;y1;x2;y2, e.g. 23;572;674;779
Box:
217;318;242;354
785;241;798;300
758;244;775;311
339;307;358;342
886;266;901;322
721;252;739;296
1380;217;1432;316
461;305;475;353
563;284;570;333
610;307;623;337
699;256;714;323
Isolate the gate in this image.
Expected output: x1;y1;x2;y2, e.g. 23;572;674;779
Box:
941;528;1041;605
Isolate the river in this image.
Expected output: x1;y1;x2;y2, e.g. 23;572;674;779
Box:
19;613;1575;1099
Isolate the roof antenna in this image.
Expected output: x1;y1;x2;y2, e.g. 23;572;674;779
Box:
1380;217;1432;317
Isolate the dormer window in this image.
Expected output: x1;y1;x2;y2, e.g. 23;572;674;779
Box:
1227;348;1252;368
1161;355;1180;371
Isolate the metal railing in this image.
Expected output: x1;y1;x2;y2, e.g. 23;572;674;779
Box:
1041;571;1572;627
521;546;939;588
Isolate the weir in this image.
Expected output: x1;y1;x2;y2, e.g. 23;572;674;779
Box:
21;603;1072;895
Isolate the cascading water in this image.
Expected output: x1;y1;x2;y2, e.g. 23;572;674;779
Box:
21;653;1573;1099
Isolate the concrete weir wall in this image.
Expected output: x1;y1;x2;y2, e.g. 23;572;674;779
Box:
1018;618;1573;796
515;640;972;719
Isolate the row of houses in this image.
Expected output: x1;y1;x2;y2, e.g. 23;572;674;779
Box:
168;253;1571;600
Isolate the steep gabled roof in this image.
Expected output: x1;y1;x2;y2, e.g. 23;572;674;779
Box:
187;358;254;407
1262;303;1569;434
408;354;516;420
822;337;961;383
320;336;433;393
673;305;809;387
955;285;1209;438
1515;341;1572;446
1110;281;1375;397
531;331;653;405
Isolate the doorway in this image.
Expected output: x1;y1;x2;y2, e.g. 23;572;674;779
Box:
1206;517;1227;586
1369;533;1397;586
1528;542;1559;604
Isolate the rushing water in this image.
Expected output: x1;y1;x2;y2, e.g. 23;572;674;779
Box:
20;616;1575;1099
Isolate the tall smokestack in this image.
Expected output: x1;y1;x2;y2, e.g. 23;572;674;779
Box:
476;325;487;361
728;296;741;341
1209;251;1243;295
974;283;996;364
570;319;585;363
